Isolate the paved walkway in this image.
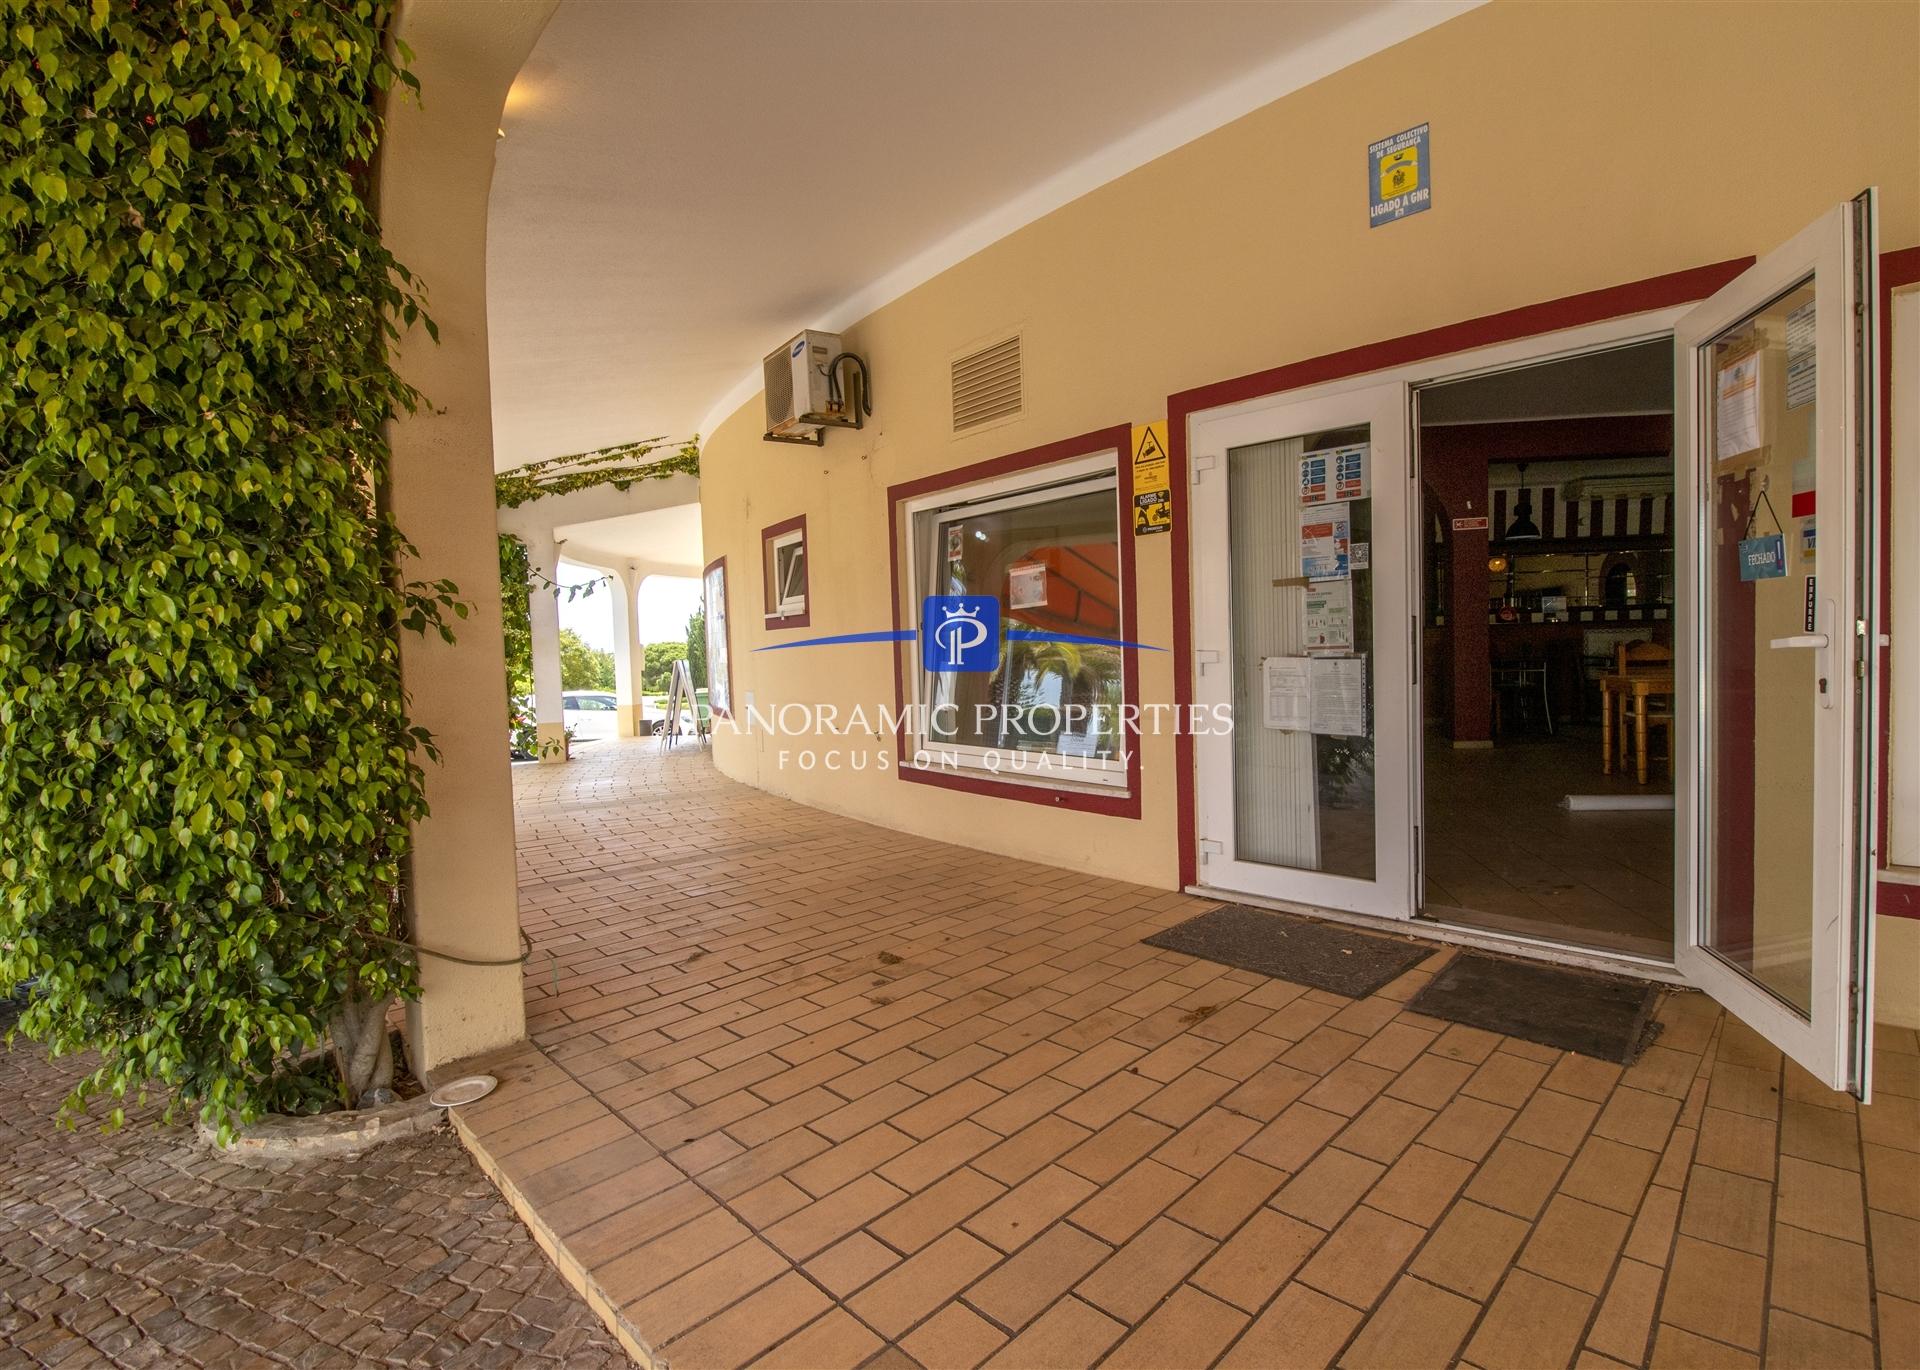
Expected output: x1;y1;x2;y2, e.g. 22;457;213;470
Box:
0;1043;629;1367
465;737;1920;1370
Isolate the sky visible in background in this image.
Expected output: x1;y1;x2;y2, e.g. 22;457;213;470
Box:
557;561;701;653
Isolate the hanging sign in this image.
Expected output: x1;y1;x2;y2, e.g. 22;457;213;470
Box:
1131;421;1172;536
1452;516;1489;532
1368;123;1431;227
1737;533;1786;581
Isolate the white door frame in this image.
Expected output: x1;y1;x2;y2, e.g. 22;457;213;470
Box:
1188;307;1688;948
1672;197;1879;1096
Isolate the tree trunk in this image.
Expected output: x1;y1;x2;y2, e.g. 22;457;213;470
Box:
328;995;394;1108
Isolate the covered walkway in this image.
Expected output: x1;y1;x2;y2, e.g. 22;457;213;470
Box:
454;738;1920;1370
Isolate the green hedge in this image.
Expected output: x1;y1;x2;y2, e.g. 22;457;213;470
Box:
0;0;458;1130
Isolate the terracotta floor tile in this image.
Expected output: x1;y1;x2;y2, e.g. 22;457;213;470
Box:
624;1236;789;1343
1418;1094;1515;1163
1692;1106;1776;1181
1057;1070;1160;1130
1136;1068;1237;1128
1166;1154;1287;1239
962;1222;1110;1331
1763;1309;1875;1369
1592;1086;1683;1153
1297;1205;1424;1309
1677;1164;1772;1256
1647;1323;1759;1369
1273;1148;1385;1231
789;1123;917;1200
1870;1209;1920;1302
1555;1133;1657;1216
749;1308;885;1370
1585;1257;1662;1367
1462;1138;1569;1220
1384;1054;1476;1110
899;1302;1008;1370
1335;1096;1435;1164
1464;1269;1594;1370
1865;1140;1920;1219
980;1296;1125;1370
1544;1053;1625;1103
1507;1088;1602;1156
1351;1021;1439;1073
966;1164;1099;1253
1099;1285;1247;1370
804;1231;899;1299
868;1166;1006;1255
1059;1112;1175;1184
1659;1234;1767;1352
1242;1101;1347;1171
1776;1154;1868;1242
1191;1207;1324;1313
593;1205;752;1308
734;1175;814;1228
764;1173;908;1260
1880;1293;1920;1370
849;1228;1002;1339
1704;1062;1782;1122
1337;1275;1478;1370
879;1120;1000;1193
1075;1216;1215;1323
1364;1144;1474;1227
1409;1200;1531;1302
1519;1193;1631;1294
1151;1107;1262;1178
1301;1060;1400;1118
1778;1097;1861;1171
1859;1090;1920;1155
1218;1282;1361;1370
1769;1222;1873;1335
1621;1184;1682;1267
1075;1161;1208;1255
658;1271;832;1370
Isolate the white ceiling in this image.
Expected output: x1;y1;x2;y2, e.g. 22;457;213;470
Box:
485;0;1477;470
553;501;705;576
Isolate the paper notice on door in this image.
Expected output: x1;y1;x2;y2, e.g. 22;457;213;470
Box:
1300;503;1352;580
1262;656;1312;731
1303;580;1354;653
1715;350;1763;463
1785;300;1816;410
1309;655;1368;738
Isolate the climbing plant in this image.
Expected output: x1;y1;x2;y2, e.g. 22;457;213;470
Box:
0;1;459;1133
493;436;699;510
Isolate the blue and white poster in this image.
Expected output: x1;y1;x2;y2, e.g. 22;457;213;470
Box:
1368;123;1431;227
1737;533;1786;582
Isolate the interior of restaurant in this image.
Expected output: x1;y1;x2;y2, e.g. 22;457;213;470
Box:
1417;341;1678;958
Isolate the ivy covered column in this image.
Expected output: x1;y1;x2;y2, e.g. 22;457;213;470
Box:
525;534;568;762
610;567;643;738
379;0;558;1068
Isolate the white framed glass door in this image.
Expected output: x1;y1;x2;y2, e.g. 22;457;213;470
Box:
1675;193;1879;1095
1191;382;1413;919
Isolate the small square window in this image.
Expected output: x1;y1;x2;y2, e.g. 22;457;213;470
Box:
762;519;809;628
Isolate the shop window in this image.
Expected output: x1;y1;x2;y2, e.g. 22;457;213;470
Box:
761;516;809;629
905;453;1127;791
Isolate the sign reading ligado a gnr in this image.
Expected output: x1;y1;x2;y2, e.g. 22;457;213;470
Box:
1368;122;1430;227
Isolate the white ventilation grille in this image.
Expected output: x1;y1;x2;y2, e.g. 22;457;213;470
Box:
951;335;1022;432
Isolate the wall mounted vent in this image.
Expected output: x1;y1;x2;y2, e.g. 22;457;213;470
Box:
951;335;1022;432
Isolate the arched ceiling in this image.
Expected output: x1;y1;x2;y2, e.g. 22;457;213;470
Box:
484;0;1477;470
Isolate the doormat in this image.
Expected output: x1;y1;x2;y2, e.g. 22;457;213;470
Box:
1144;905;1432;999
1404;953;1663;1064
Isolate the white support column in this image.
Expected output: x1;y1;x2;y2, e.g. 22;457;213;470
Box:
526;535;568;762
610;567;642;737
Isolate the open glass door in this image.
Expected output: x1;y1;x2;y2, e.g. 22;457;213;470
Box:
1676;193;1879;1095
1191;382;1413;919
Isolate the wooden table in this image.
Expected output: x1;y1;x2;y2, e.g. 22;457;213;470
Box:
1601;670;1675;785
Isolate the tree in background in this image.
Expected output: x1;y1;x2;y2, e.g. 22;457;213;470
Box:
686;607;708;693
642;642;688;693
559;630;615;691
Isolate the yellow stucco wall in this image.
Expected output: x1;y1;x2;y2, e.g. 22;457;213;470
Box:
695;1;1918;1014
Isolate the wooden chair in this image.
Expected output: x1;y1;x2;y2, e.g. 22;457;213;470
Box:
1614;641;1673;770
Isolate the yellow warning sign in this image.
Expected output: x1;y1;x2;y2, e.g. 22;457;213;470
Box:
1378;143;1420;200
1132;421;1172;536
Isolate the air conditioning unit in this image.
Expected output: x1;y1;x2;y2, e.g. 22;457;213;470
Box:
764;329;840;443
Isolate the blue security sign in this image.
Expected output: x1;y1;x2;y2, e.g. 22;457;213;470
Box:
1738;533;1787;581
1368;123;1431;227
921;596;1000;673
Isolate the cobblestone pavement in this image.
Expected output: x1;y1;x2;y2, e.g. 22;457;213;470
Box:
0;1045;630;1368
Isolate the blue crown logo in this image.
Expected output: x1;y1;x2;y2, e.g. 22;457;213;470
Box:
921;595;1000;673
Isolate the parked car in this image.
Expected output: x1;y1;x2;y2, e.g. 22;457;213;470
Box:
562;690;620;743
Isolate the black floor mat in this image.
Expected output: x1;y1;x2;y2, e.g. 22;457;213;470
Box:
1405;953;1663;1063
1144;904;1432;999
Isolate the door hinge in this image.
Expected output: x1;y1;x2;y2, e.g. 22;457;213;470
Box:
1198;838;1223;864
1197;649;1222;674
1191;454;1217;485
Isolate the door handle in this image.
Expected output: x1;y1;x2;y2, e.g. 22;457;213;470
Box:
1769;634;1828;649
